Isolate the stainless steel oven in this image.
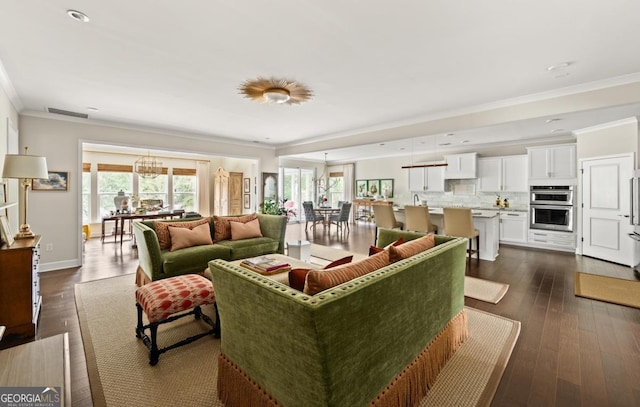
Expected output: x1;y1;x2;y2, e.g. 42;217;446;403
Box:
530;185;574;205
530;185;574;232
530;204;574;232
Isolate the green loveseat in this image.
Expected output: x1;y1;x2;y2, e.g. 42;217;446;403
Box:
209;228;469;407
133;214;287;285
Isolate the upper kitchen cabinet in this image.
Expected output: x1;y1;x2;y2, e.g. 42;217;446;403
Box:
527;144;576;183
444;152;477;179
408;166;445;192
477;155;527;192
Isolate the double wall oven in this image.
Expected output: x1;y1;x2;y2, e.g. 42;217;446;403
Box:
530;185;574;232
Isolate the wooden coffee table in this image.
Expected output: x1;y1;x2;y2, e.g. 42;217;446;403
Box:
232;253;320;285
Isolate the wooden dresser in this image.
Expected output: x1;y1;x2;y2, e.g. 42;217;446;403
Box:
0;235;41;341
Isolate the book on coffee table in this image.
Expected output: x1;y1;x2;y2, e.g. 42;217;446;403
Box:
240;256;291;274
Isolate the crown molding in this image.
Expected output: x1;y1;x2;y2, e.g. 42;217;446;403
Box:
573;116;638;135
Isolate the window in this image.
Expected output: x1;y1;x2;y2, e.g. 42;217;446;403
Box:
328;172;344;207
173;169;196;211
139;174;168;207
82;163;91;224
97;164;133;216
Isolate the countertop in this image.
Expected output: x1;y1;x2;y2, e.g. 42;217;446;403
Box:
394;205;526;218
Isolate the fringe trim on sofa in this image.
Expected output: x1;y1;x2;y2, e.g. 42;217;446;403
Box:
217;354;282;407
370;308;469;407
217;309;467;407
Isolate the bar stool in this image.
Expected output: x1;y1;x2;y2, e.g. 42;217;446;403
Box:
372;205;403;245
443;207;479;263
404;205;438;234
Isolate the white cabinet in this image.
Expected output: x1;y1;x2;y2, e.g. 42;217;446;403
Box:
408;166;445;192
528;144;576;182
477;155;527;192
528;229;576;252
499;211;528;244
444;152;477;179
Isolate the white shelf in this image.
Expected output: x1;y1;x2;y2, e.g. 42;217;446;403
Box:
0;202;16;211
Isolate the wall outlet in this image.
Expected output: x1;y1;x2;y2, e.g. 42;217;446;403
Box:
45;243;53;251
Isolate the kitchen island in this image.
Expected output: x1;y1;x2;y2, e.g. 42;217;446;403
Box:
394;207;500;261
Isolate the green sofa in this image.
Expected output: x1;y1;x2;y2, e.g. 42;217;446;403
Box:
133;214;287;284
209;228;469;407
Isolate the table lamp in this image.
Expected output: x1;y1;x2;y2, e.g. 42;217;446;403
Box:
2;147;48;239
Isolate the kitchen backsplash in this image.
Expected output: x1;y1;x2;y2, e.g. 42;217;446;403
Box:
414;179;529;210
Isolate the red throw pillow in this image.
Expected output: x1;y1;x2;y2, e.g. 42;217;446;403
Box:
288;255;354;292
368;236;404;255
213;213;257;242
388;234;436;263
154;217;211;250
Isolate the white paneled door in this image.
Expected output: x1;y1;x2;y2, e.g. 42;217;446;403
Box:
582;154;634;266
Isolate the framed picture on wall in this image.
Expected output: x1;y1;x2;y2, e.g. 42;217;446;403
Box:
262;172;278;202
366;179;381;197
244;194;250;209
380;179;394;198
33;171;69;191
243;178;250;193
355;179;367;197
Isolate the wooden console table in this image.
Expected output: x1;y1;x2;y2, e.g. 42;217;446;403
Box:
101;210;185;245
0;333;71;406
352;199;393;223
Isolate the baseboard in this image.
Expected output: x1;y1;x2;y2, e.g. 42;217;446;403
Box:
39;259;81;272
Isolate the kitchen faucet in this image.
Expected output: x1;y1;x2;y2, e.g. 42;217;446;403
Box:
413;194;419;206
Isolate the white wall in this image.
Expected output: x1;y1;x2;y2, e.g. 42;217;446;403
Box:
576;117;639;166
19;115;278;271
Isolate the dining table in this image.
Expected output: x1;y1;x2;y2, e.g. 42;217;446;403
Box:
314;207;340;228
101;209;185;245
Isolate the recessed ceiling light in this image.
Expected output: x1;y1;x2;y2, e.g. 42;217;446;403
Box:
445;133;455;137
400;147;405;150
551;129;565;133
545;118;562;123
87;107;99;112
67;9;90;22
379;143;385;146
460;140;469;144
546;62;571;72
439;142;451;146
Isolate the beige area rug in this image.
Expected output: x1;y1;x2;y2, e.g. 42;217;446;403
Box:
76;275;520;407
575;271;640;308
311;244;509;304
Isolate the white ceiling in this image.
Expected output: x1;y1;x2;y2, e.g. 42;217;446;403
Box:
2;1;640;162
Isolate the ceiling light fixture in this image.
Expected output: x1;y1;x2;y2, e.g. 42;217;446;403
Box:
546;62;571;72
135;151;163;179
67;9;90;22
551;128;565;133
545;118;562;123
239;77;313;105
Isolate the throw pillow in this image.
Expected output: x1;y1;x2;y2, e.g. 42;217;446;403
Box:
230;218;263;240
168;223;213;251
368;236;405;255
388;234;436;263
288;255;354;292
304;251;389;295
213;213;258;242
154;217;211;250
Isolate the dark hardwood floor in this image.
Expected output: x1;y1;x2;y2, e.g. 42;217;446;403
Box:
23;221;640;406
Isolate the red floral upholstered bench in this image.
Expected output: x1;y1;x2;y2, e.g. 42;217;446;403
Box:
135;274;219;365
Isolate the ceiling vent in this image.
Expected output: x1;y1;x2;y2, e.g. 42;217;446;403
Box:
47;107;88;119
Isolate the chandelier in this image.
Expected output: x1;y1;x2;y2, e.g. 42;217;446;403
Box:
135;152;162;179
239;77;313;105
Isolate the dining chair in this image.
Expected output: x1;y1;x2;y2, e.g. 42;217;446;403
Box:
442;207;480;263
329;202;352;232
372;205;403;245
404;205;438;234
302;201;324;231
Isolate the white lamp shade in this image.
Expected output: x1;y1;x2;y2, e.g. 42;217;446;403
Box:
2;154;49;179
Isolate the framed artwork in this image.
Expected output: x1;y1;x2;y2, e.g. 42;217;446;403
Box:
33;171;69;191
262;172;278;202
0;215;14;247
367;179;381;196
244;194;250;209
243;178;250;193
380;179;394;198
355;179;367;197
